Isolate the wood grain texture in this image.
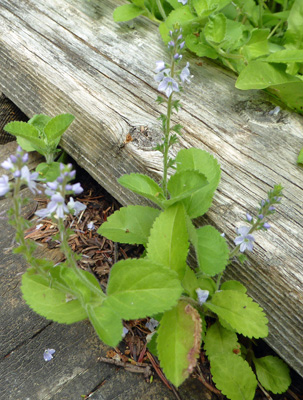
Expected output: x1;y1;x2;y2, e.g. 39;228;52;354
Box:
0;0;303;376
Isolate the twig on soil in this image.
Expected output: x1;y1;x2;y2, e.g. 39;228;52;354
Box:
196;364;222;395
257;382;273;400
97;356;152;379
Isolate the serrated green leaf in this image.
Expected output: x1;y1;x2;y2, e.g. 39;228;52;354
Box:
21;270;87;324
242;29;270;61
221;280;247;293
118;173;165;207
196;225;229;276
205;14;227;44
253;355;291;394
164;170;208;207
159;6;195;43
146;203;189;279
28;114;51;134
4;121;46;152
44;114;74;143
298;148;303;164
86;303;123;347
211;354;257;400
265;49;303;63
98;205;160;247
197;276;216;295
186;33;218;59
175;148;221;218
106;258;182;319
205;290;268;338
16;137;36;152
236;61;300;90
113;4;144;22
181;266;199;298
204;321;239;359
157;301;202;387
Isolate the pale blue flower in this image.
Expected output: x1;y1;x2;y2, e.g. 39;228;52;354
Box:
246;213;253;222
178;0;187;4
158;77;179;98
154;61;165;73
122;327;129;338
87;221;95;230
145;318;159;332
0;175;10;196
234;226;255;252
196;288;209;305
36;193;69;219
43;348;55;362
67;197;86;216
20;166;40;194
1;157;15;171
263;222;270;230
180;62;191;83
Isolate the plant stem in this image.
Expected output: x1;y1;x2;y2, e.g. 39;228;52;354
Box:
162;93;173;198
155;0;166;20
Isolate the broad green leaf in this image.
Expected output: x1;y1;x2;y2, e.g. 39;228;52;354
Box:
185;33;218;59
132;0;145;7
157;301;202;387
236;61;300;90
196;225;229;276
298;148;303;164
36;162;61;182
268;81;303;114
147;332;159;357
4;121;46;152
221;280;247;293
146;203;189;279
166;0;182;9
164;170;208;207
284;0;303;50
113;4;144;22
98;205;160;246
21;270;87;324
242;29;270;61
16;137;36;152
265;49;303;63
253;355;291;394
193;0;231;16
159;6;195;42
106;258;182;319
28;114;51;134
197;276;216;295
118;173;165;206
205;290;268;338
86;303;123;347
205;14;227;44
204;321;239;359
175;148;221;218
44;114;75;143
211;354;257;400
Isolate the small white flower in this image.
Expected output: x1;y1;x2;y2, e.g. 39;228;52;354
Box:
0;175;10;196
67;197;86;216
196;288;209;305
87;221;95;230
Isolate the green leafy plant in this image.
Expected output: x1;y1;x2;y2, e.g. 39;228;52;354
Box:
4;113;74;180
0;26;292;400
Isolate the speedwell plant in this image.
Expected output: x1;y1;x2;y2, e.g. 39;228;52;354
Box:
1;27;291;400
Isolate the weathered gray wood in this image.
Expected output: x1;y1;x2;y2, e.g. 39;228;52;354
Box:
0;0;303;376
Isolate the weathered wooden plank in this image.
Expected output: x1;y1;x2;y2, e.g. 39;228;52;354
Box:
0;0;303;376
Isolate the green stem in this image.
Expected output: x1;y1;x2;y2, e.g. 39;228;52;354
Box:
267;20;282;40
155;0;166;20
57;218;105;298
162;93;173;198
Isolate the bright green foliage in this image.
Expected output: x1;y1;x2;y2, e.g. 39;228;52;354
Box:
157;301;202;387
106;258;183;319
204;321;239;358
4;113;74;164
298;148;303;164
210;354;258;400
253;355;291;394
221;280;247;293
98;205;160;246
181;266;199;298
205;290;268;338
118;173;165;207
36;162;62;182
21;269;87;324
175;149;221;218
164;170;208;207
195;225;229;276
146;203;189;279
86;303;123;347
113;4;144;22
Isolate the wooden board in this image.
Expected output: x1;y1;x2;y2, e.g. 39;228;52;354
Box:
0;143;213;400
0;0;303;376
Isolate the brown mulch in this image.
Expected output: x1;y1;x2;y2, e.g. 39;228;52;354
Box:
24;164;303;400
